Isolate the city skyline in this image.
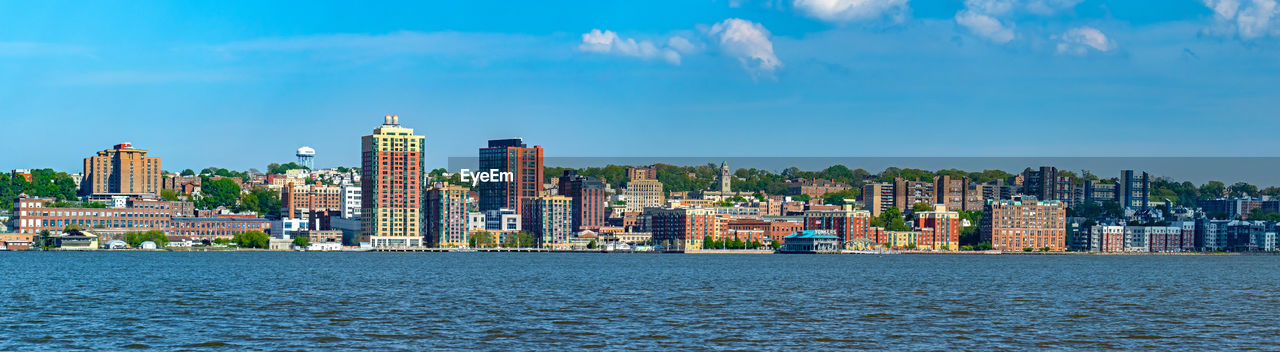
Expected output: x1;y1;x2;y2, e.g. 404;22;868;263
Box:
4;1;1280;173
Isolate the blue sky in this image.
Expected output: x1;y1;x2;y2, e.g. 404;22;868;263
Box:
1;0;1279;173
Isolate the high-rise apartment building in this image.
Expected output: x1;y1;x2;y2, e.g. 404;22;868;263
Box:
980;195;1067;251
521;195;573;248
894;177;934;211
82;143;162;196
934;176;967;211
861;182;894;217
360;115;425;248
425;184;471;247
1119;170;1150;209
478;138;543;214
558;170;605;231
1020;166;1057;201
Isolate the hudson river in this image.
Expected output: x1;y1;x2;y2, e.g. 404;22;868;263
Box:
2;252;1278;350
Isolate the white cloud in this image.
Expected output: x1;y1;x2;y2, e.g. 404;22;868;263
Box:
793;0;910;23
1202;0;1279;39
709;18;782;78
1056;26;1115;55
577;29;682;65
956;10;1016;43
955;0;1084;43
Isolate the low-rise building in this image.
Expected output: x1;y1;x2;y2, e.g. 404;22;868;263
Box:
170;217;272;241
779;230;839;253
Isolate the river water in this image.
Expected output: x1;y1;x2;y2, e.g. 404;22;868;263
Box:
1;252;1277;350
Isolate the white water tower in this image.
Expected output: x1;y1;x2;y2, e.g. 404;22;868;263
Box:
296;146;316;169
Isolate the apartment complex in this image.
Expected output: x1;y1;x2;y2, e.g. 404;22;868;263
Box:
520;195;573;248
283;183;342;220
915;205;960;250
425;184;471;247
360;115;426;248
979;196;1068;251
646;207;722;252
558;170;605;231
82;143;162;196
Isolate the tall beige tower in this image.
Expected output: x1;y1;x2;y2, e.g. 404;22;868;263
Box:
360;114;426;248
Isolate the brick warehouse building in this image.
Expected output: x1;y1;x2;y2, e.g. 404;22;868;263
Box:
14;196;270;242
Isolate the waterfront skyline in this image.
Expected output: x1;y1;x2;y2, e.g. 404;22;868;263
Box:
4;1;1280;172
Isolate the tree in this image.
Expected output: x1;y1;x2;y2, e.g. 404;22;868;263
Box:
124;230;169;248
504;232;535;248
587;240;598;249
160;189;180;201
1199;181;1226;199
792;194;811;202
470;231;495;248
912;202;934;212
199;178;241;209
1101;200;1124;219
233;231;271;249
770;239;781;249
180;169;196;176
293;236;311;247
822;189;859;206
1228;182;1259;198
267;162;310;175
37;230;53;249
880;207;910;231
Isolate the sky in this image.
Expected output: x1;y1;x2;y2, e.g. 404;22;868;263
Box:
2;0;1279;176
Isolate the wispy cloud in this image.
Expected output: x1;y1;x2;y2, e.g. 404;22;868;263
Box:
1201;0;1279;39
577;29;683;65
1056;26;1116;55
954;0;1084;43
